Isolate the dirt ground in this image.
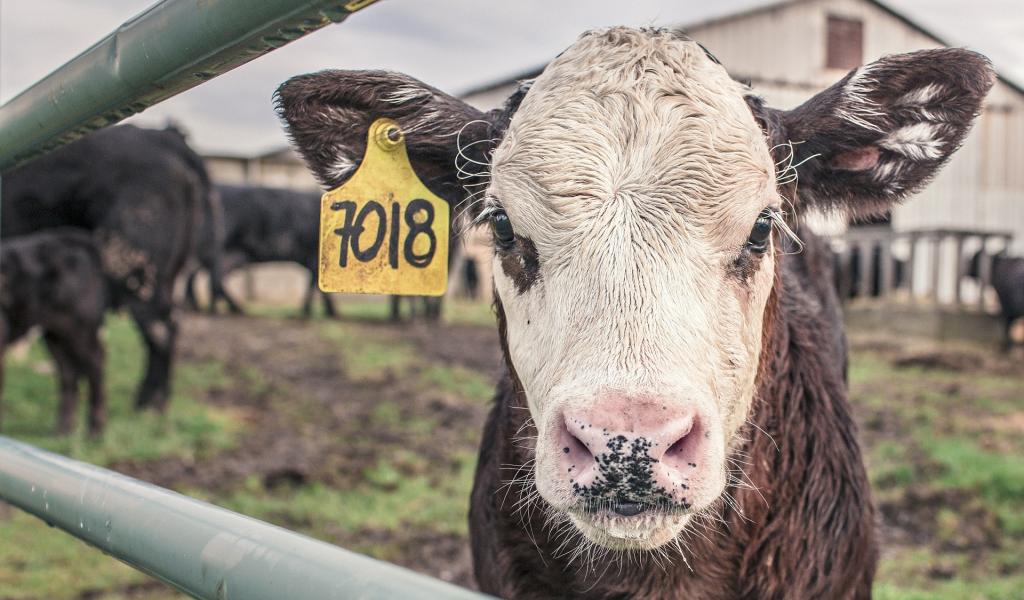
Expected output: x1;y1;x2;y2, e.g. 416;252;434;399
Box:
109;312;502;591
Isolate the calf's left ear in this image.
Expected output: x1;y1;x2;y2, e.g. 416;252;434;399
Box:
753;48;995;218
274;70;494;203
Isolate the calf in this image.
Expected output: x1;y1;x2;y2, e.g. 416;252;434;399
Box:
2;124;205;411
184;184;336;318
0;229;108;435
969;250;1024;350
277;28;992;598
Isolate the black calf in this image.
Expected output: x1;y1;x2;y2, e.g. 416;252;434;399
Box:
0;229;108;435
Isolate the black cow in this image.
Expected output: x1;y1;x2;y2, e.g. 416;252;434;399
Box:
0;229;109;435
969;250;1024;350
183;184;336;318
2;124;205;411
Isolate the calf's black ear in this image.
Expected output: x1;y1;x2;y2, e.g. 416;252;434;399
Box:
274;70;496;205
751;48;995;218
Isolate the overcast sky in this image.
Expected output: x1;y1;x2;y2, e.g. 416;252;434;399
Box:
1;0;1021;156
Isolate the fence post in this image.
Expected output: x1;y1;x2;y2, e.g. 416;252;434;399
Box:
857;239;873;299
905;232;917;301
879;237;894;298
929;233;942;304
952;232;965;310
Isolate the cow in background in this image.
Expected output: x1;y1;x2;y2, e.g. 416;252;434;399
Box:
2;124;206;411
969;249;1024;350
183;184;337;318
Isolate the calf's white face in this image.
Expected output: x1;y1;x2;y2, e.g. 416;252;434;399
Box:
276;27;992;554
484;29;779;548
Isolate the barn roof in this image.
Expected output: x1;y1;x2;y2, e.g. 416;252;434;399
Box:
458;0;1024;99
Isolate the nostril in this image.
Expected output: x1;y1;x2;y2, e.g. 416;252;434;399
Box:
665;416;700;464
564;429;592;461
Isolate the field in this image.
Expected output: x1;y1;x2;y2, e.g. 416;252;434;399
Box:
0;300;1021;599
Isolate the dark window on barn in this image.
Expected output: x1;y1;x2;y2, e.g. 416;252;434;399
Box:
826;15;863;70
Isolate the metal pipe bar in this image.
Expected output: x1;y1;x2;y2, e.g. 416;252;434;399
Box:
0;0;376;170
0;435;487;599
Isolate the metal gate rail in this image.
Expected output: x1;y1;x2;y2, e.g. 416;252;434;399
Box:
0;0;373;170
0;436;485;599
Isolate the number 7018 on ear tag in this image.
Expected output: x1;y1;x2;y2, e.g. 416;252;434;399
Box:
318;118;449;296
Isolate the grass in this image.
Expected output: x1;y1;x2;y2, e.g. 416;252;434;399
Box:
850;344;1024;599
198;451;478;561
1;315;241;466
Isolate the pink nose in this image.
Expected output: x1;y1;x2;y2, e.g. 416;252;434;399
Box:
557;397;706;511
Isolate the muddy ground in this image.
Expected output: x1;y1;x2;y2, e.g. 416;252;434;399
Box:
110;313;502;591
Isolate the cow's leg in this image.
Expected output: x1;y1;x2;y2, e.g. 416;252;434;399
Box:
129;300;177;412
321;290;338;319
389;296;402;322
44;334;80;435
80;330;107;436
425;297;443;322
1002;316;1015;353
184;268;202;312
208;257;244;315
217;252;248;316
0;335;6;433
301;272;316;319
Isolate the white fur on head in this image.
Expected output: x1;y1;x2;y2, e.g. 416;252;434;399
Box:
488;27;779;551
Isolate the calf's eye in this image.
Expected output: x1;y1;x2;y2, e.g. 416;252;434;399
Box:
746;209;774;253
491;209;516;248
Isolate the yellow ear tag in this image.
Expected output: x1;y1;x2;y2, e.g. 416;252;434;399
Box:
318;118;449;296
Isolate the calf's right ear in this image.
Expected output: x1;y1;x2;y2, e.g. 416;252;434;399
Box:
275;70;493;203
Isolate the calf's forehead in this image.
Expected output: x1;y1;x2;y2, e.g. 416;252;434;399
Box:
491;28;775;244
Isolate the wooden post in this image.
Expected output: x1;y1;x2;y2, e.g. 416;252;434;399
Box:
879;237;894;299
906;232;917;301
929;233;942;304
858;239;873;299
977;237;993;313
953;232;965;310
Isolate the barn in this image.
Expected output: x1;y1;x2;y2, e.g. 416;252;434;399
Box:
460;0;1024;314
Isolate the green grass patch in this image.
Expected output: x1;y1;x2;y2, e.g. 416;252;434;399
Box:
418;364;494;404
1;315;241;466
875;575;1024;600
317;321;416;381
204;451;477;561
0;507;163;600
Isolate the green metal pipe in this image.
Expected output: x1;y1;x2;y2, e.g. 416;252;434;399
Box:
0;435;488;599
0;0;376;171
